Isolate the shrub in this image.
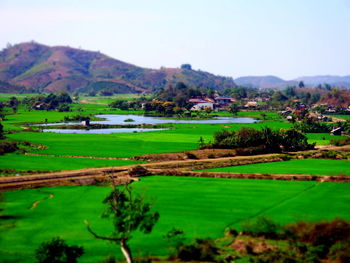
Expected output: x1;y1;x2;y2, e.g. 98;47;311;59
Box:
176;238;219;262
128;166;151;177
209;127;312;152
185;152;198;159
56;103;71;112
320;150;338;159
285;218;350;258
163;228;186;254
35;237;84;263
241;217;283;239
0;141;18;155
330;137;350;146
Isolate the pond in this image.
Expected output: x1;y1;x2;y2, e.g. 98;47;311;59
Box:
42;128;167;134
40;114;257;134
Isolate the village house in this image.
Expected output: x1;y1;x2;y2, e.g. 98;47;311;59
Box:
191;102;214;111
214;97;234;104
82;119;90;126
188;98;208;104
244;101;257;108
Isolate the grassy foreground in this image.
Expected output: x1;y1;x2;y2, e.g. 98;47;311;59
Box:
200;159;350;176
1;176;349;262
0;154;142;174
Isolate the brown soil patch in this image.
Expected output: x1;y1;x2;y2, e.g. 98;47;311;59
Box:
134;148;237;161
230;238;276;255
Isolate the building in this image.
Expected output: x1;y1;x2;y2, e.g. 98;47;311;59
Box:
191;102;214;111
214;97;234;104
82;120;90;126
244;101;257;108
331;127;342;136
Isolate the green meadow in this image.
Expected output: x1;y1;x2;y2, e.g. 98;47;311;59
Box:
331;114;350;121
1;176;349;262
7;121;292;158
0;154;141;173
200;159;350;176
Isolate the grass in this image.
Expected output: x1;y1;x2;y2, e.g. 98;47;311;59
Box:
214;110;283;120
1;176;349;262
80;94;150;104
306;133;347;145
200;159;350;176
330;114;350;121
0;93;40;102
7;121;291;158
0;153;142;174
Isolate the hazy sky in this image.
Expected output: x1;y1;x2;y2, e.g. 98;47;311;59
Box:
1;0;349;79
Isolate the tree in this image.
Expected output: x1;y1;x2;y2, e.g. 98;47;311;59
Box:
180;64;192;70
35;237;84;263
0;122;4;139
229;103;240;115
85;184;160;263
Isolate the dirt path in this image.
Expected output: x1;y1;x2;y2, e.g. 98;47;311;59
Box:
2;148;350;190
30;192;54;209
331;116;346;122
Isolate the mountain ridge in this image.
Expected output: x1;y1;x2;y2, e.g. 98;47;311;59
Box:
235;75;350;89
0;42;236;93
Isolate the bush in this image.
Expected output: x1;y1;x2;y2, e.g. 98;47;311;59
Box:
320;150;338;159
63;114;91;122
35;237;84;263
241;217;283;239
330;137;350;146
176;238;219;262
0;141;18;155
185;152;198;159
209;127;312;152
128;166;151;177
56;103;71;112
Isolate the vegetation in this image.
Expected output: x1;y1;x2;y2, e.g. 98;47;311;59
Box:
35;237;84;263
330;136;350;146
207;127;314;152
200;159;350;176
22;92;73;111
235;217;350;263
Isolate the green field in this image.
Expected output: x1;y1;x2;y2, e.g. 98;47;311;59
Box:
0;154;141;173
329;114;350;121
1;176;349;262
80;94;150;104
200;159;350;176
7;121;292;158
306;133;347;145
0;93;39;102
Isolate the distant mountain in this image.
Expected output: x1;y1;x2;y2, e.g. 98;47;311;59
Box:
235;76;298;89
294;75;350;88
235;75;350;89
0;42;236;93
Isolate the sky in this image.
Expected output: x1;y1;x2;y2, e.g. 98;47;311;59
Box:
0;0;349;80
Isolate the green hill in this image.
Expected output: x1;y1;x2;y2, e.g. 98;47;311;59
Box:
0;42;236;93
